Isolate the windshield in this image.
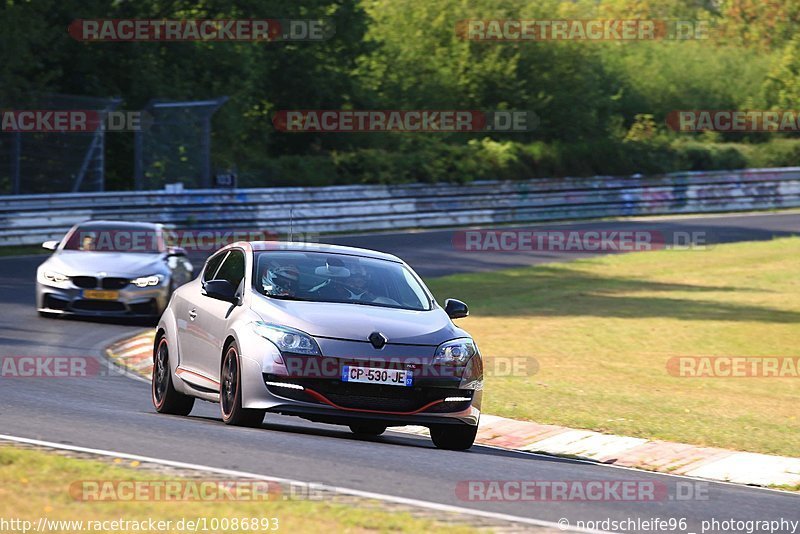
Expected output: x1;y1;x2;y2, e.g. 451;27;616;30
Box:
253;251;431;311
62;224;164;254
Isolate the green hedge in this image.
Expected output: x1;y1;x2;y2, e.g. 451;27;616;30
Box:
235;138;800;188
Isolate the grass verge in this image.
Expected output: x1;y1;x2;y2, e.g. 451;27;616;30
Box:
426;237;800;457
0;445;474;534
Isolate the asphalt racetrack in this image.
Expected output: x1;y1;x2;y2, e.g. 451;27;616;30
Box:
1;212;799;532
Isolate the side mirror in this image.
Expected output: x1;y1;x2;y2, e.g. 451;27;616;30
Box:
42;241;59;251
167;246;187;257
444;298;469;320
202;279;238;304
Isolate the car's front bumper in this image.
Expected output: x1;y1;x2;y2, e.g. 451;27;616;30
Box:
234;362;481;428
37;282;169;317
230;331;483;428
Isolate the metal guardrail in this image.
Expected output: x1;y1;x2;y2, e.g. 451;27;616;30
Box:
1;167;799;246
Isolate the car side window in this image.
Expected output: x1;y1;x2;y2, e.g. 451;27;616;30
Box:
213;250;245;289
202;252;227;283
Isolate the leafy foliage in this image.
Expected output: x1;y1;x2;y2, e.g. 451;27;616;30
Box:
0;0;798;188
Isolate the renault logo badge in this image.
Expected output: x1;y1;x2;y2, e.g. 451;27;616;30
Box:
368;331;387;349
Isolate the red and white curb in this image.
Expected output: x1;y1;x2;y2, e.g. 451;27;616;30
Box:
106;330;154;377
107;330;800;489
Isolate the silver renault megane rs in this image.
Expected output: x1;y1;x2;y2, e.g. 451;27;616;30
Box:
152;241;483;450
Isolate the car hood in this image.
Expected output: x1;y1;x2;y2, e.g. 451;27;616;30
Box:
42;251;167;277
251;295;465;346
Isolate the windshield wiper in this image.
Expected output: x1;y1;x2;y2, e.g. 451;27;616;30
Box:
265;294;313;301
320;299;423;311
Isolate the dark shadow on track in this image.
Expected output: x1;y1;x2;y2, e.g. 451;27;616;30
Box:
151;411;586;465
39;313;158;328
330;218;800;277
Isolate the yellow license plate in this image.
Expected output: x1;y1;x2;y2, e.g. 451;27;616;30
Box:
82;290;119;300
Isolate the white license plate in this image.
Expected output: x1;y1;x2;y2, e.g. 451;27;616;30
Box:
341;365;413;387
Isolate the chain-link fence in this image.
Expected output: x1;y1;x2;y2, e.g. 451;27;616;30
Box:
134;97;228;190
1;95;228;194
0;94;121;194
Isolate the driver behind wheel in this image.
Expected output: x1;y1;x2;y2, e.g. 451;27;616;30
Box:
261;264;300;296
342;264;375;301
310;260;376;302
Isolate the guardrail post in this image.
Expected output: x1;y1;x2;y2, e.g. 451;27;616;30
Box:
201;116;211;188
134;126;143;190
11;132;21;195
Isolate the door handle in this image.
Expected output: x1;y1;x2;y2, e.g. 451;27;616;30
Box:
189;309;197;320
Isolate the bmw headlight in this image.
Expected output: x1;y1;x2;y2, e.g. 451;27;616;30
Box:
43;271;69;284
433;338;478;365
252;322;321;355
131;275;162;288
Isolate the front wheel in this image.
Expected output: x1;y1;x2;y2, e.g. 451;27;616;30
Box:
220;342;265;427
152;337;194;416
430;424;478;450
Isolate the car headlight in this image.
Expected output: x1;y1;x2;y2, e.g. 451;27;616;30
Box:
433;338;478;365
43;271;69;284
131;275;162;288
252;322;321;355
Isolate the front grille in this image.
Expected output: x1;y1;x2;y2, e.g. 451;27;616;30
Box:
265;375;472;413
101;277;130;290
71;276;97;289
72;300;126;312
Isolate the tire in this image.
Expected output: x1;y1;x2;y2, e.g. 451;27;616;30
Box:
220;341;265;427
430;424;478;451
348;423;387;436
152;336;195;416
